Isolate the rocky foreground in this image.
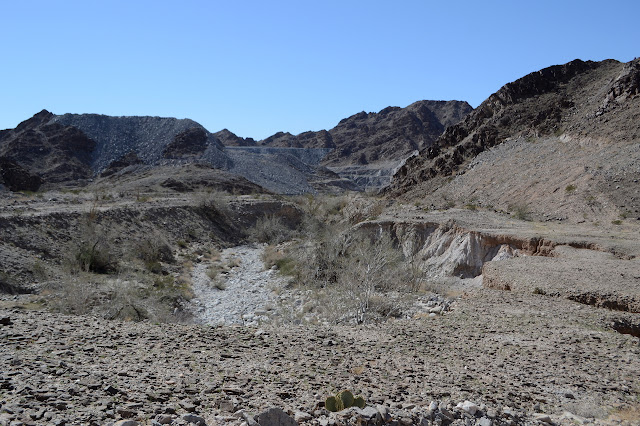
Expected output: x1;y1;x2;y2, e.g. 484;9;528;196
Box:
1;287;639;426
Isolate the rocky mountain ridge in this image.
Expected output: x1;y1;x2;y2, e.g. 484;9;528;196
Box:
0;99;472;194
215;100;472;190
0;112;351;194
386;58;640;224
389;59;639;192
0;110;96;188
217;100;472;167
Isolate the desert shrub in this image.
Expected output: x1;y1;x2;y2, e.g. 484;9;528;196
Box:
205;266;227;290
107;272;192;322
509;203;531;221
291;222;417;324
134;232;174;273
248;215;293;244
336;232;405;323
52;275;100;315
565;184;577;192
104;278;150;321
261;245;297;276
69;216;118;274
342;197;386;224
197;190;232;220
206;266;218;280
31;260;48;281
75;239;115;273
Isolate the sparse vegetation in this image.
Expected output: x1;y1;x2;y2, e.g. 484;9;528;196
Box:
509;203;531;221
325;390;366;412
565;184;577;192
261;245;297;277
197;189;233;220
248;214;294;244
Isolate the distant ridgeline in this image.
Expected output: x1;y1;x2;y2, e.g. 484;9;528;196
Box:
0;99;472;193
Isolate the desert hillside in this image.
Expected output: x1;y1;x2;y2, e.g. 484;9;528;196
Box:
388;59;640;224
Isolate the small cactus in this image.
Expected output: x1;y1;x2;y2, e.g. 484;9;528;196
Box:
325;390;366;412
325;396;339;412
337;390;354;408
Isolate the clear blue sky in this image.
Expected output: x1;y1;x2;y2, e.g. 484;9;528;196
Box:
1;0;638;140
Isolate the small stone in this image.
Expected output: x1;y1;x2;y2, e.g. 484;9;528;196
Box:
534;413;553;424
242;411;259;426
440;407;454;420
428;401;438;412
294;411;312;422
457;400;479;416
476;418;492;426
502;406;516;417
562;411;589;424
0;316;12;326
376;404;391;421
218;400;235;413
116;407;136;418
399;417;413;425
114;421;140;426
181;413;207;425
254;407;296;426
104;385;120;395
180;401;197;413
359;406;380;420
155;414;175;425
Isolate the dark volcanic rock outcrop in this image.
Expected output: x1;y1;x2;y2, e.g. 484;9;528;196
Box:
262;129;335;150
213;129;258;147
99;151;144;177
163;127;209;159
388;59;640;196
256;100;472;167
0;110;96;185
0;157;43;192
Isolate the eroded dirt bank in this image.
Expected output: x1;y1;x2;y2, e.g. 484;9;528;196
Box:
365;208;640;317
